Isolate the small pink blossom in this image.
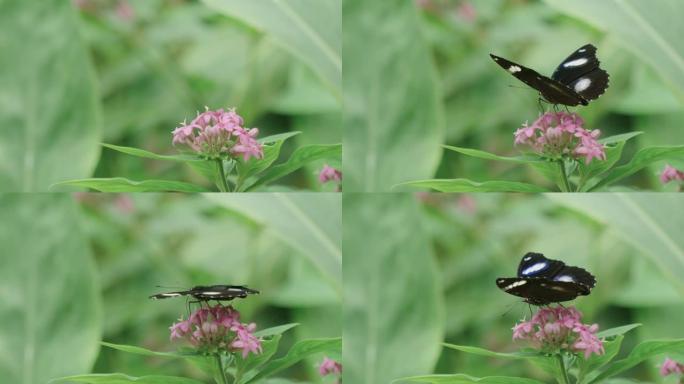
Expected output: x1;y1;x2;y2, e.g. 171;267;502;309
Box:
319;356;342;378
660;164;684;184
115;0;134;21
514;112;606;164
661;357;684;377
512;306;604;359
172;107;263;161
319;165;342;184
169;304;262;357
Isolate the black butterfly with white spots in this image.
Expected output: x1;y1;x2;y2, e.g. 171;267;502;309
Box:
490;44;609;106
496;252;596;306
150;285;259;302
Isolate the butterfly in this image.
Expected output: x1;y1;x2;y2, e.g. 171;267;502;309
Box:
496;252;596;306
490;44;609;107
150;285;259;302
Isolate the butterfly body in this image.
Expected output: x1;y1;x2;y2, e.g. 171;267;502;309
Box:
496;252;595;305
490;44;609;107
150;285;259;302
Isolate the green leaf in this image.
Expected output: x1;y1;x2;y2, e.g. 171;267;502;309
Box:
588;339;684;383
236;132;301;190
49;373;206;384
588;146;684;191
0;0;101;191
544;0;684;101
258;131;301;145
598;132;643;145
235;335;283;384
596;323;642;339
344;195;444;383
207;194;342;295
52;178;210;192
0;196;101;383
443;146;544;164
101;143;200;163
243;338;341;384
202;0;341;98
441;344;559;378
578;142;628;191
254;323;299;338
245;144;341;191
548;194;684;295
577;335;624;384
397;179;550;192
344;0;443;191
100;342;198;359
396;373;546;384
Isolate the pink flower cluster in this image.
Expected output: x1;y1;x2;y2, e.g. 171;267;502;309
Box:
319;357;342;383
512;306;604;359
172;107;263;161
169;304;262;358
514;112;606;164
661;357;684;377
660;164;684;184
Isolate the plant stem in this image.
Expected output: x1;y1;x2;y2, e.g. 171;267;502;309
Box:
556;353;571;384
215;353;228;384
215;159;230;192
557;159;571;192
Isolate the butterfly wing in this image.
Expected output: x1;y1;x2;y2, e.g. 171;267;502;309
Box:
496;277;587;305
552;266;596;294
551;44;609;102
190;285;260;301
517;252;565;278
149;290;191;300
490;53;586;106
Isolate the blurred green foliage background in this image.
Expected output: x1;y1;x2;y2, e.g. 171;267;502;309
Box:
0;193;341;383
0;0;340;192
343;0;684;192
344;193;684;383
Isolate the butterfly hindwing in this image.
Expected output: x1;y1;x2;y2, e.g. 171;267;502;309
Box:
551;44;600;84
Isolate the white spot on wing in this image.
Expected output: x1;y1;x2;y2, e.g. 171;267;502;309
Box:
574;78;591;92
578;48;587;53
508;65;522;73
201;292;222;295
504;280;527;290
522;262;547;275
523;256;532;261
556;275;575;282
563;58;589;67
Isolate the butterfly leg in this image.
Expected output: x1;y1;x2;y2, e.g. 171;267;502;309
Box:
537;97;545;114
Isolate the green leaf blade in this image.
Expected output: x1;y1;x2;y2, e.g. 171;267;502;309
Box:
53;178;210;193
398;179;550;193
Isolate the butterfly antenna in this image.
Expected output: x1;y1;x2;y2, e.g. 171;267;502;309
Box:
155;284;186;290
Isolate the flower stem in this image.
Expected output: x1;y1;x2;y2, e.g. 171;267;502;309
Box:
556;353;571;384
557;159;571;192
215;353;228;384
215;159;230;192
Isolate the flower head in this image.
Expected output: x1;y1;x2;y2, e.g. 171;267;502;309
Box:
169;304;262;357
514;112;606;164
660;164;684;184
172;107;263;161
661;357;684;377
319;356;342;383
511;306;604;359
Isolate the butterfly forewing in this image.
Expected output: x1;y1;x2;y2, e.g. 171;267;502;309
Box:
497;278;586;305
489;53;586;106
150;285;259;301
516;252;565;278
